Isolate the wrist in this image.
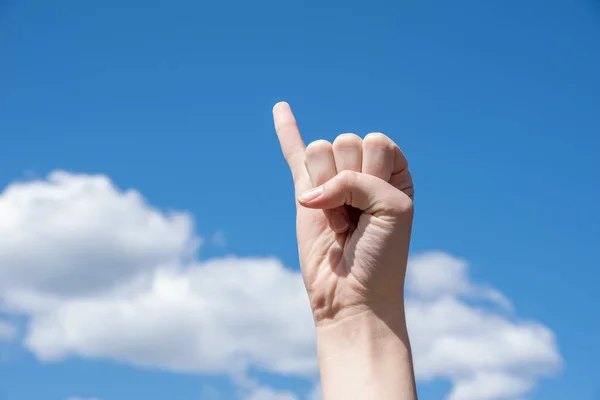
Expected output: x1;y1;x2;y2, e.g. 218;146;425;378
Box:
315;305;409;360
315;307;418;400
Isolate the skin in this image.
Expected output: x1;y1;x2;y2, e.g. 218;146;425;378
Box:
273;102;418;400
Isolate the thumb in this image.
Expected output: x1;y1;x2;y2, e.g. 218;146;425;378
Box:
297;170;412;217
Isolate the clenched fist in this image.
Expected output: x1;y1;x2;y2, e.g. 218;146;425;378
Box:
273;102;414;325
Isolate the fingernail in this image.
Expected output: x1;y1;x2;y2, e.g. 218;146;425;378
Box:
298;186;323;203
330;212;349;233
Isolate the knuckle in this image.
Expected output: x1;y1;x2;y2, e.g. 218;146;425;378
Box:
305;139;333;157
332;133;362;150
363;132;395;151
337;169;358;187
335;170;358;206
363;131;389;142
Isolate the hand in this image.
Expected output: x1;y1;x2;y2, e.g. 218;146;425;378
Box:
272;102;414;326
273;102;418;400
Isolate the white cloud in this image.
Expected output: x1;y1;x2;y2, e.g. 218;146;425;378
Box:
446;372;532;400
405;253;560;400
0;319;16;341
0;171;197;296
0;171;561;400
406;252;512;310
20;258;316;376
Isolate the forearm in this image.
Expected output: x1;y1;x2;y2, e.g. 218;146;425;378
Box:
316;308;418;400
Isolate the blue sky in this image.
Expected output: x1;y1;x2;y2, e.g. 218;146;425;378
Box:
0;1;598;399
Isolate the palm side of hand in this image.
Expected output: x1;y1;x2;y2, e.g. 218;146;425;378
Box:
273;102;414;324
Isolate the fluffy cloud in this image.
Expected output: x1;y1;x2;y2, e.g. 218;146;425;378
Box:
406;254;560;400
19;258;316;376
0;171;197;295
0;172;561;400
